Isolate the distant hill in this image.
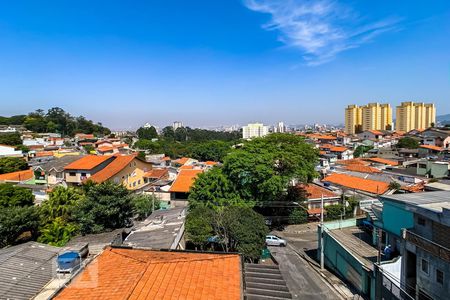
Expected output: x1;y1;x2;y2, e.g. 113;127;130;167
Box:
437;114;450;125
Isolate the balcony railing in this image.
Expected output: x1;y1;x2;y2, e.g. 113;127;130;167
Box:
403;229;450;262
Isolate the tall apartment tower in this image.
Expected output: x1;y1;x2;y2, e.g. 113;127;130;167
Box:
345;103;392;134
345;105;362;135
396;102;436;132
172;121;183;130
242;123;269;139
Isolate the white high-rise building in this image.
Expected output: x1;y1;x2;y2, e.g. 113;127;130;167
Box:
172;121;183;130
274;122;285;133
242;123;269;139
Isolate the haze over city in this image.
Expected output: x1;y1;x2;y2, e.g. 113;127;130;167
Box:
1;0;449;129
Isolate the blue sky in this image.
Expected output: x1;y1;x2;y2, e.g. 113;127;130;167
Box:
1;0;449;129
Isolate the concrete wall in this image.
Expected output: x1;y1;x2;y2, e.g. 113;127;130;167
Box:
380;200;414;238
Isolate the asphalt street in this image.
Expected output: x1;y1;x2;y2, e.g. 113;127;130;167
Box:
269;245;342;300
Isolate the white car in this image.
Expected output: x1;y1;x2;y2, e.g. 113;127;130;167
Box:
265;235;287;247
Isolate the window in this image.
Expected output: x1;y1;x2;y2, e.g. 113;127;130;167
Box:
69;172;76;176
436;269;444;285
418;217;426;226
138;179;141;185
421;259;429;275
81;173;87;177
419;163;427;169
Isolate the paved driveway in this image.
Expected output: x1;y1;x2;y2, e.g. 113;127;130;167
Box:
269;245;342;300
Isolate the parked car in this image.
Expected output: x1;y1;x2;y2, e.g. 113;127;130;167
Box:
265;235;287;247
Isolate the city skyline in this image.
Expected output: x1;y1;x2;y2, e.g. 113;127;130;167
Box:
1;1;449;129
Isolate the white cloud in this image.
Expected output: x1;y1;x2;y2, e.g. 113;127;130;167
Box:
244;0;400;65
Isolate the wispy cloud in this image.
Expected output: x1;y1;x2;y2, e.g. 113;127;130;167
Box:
244;0;401;66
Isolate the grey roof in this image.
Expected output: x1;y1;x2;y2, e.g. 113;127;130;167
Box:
34;155;84;173
380;191;450;206
65;228;126;255
124;207;186;249
0;242;60;300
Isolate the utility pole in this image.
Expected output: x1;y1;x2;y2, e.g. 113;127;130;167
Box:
320;193;325;270
377;228;382;264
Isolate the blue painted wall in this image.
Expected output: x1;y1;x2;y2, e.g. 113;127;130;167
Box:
380;200;414;237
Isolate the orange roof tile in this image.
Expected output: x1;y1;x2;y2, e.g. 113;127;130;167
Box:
54;248;242;300
97;146;115;152
319;151;327;155
0;169;33;182
205;161;218;166
169;169;203;193
364;157;399;166
179;165;194;170
344;164;382;174
329;146;348;152
367;130;384;135
35;151;54;157
419;145;443;151
319;144;334;149
307;134;336;140
161;156;171;161
143;168;169;179
174;157;190;165
297;183;339;200
64;155;112;170
87;155;139;183
323;173;389;194
336;158;369;166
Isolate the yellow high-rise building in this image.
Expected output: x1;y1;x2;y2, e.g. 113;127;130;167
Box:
345;105;362;134
396;102;436;132
344;103;392;134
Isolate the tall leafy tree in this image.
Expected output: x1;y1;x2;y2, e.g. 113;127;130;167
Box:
132;194;160;220
0;157;28;174
185;207;214;250
397;137;420;149
189;140;231;161
0;184;34;207
136;126;158;140
0;206;40;247
0;132;22;146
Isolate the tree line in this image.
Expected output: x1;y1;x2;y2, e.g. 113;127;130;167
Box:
0;107;110;137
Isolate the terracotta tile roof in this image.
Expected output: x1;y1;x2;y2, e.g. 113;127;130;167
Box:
367;130;384;135
54;247;241;300
174;157;190;165
205;161;218;166
344;164;382;174
64;155;112;170
97;146;115;152
161;156;171;161
364;157;399;166
143;168;169;179
35;151;54;157
323;173;389;194
419;145;443;151
329;146;348;152
319;144;334;149
336;158;369;166
169;169;203;193
179;165;194;170
306;134;336;140
319;151;327;155
88;155;138;183
28;145;44;150
297;183;339;200
0;169;33;182
401;183;425;193
75;133;95;139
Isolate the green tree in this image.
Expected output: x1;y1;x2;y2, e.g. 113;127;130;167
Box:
188;167;251;210
354;145;373;158
185;207;214;250
75;182;133;234
0;157;28;174
39;186;83;222
174;127;188;142
132;194;160;220
0;132;22;146
0;206;39;247
136;126;158;140
288;208;308;224
397;137;419;149
189;140;231;161
388;181;401;191
325;204;344;221
83;144;95;153
161;126;175;140
37;217;78;246
0;184;34;207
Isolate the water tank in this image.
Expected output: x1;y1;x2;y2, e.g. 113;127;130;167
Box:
57;251;81;272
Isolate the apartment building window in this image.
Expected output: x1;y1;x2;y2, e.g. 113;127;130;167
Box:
436;269;444;285
421;259;429;275
418;217;426;226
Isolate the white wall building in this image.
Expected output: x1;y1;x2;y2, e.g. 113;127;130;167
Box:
274;122;286;133
242;123;269;139
0;145;23;157
172;121;183;130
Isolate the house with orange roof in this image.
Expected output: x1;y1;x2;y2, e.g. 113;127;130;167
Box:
344;164;382;174
85;155;153;191
0;144;23;158
0;169;34;183
418;144;444;158
357;130;386;141
297;183;341;214
363;157;399;167
169;169;203;199
323;173;390;195
64;155;115;185
53;247;243;300
173;157;195;166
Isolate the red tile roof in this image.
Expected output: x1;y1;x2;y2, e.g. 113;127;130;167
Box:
323;173;389;194
143;168;169;179
297;183;339;200
419;145;444;152
0;169;33;182
367;130;384;135
336;159;368;166
179;165;194;170
64;155;112;170
344;164;382;174
35;151;54;157
205;161;218;166
329;146;348;152
87;155;138;183
169;169;203;193
364;157;399;166
174;157;190;165
54;248;241;300
97;146;115;152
